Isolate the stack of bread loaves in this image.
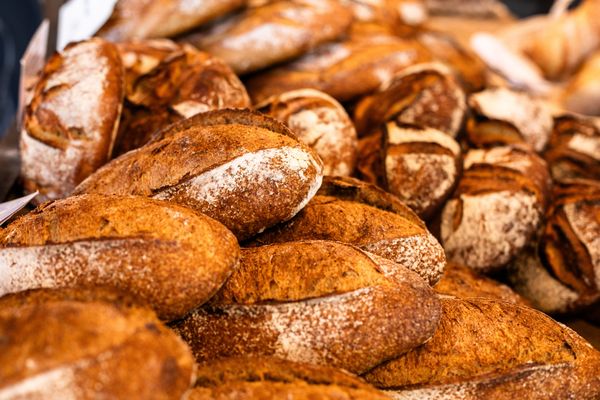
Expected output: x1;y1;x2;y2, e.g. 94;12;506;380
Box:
2;0;600;398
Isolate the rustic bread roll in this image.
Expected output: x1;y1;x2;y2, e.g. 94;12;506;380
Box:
467;87;553;152
250;176;446;285
174;240;441;374
363;297;600;399
508;179;600;314
357;123;461;220
435;262;529;305
74;110;323;241
341;0;428;27
0;288;195;399
256;88;357;176
0;194;239;321
189;356;388;399
354;62;466;137
20;38;124;204
115;44;250;155
544;114;600;181
181;0;353;75
96;0;245;41
440;145;551;273
246;27;430;103
416;30;487;92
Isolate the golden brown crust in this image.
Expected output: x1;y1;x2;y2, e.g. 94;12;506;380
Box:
114;45;250;155
175;240;441;374
20;38;124;203
181;0;353;75
0;289;195;399
75;109;323;241
246;27;431;103
0;194;240;321
434;262;530;305
363;297;600;399
96;0;245;40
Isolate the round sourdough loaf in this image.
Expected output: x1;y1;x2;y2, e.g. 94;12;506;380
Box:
189;356;389;399
181;0;353;75
0;288;195;399
357;122;462;219
174;240;441;374
20;38;124;204
353;62;466;137
250;176;446;285
256;88;357;176
0;194;239;321
114;43;251;155
96;0;245;40
440;146;551;273
74;109;324;241
363;297;600;399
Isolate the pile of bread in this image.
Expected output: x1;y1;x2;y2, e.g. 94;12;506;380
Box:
2;0;600;398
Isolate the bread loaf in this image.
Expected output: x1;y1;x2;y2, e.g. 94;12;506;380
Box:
363;297;600;399
544;114;600;182
340;0;428;27
250;176;446;285
74;110;323;241
20;38;124;203
181;0;353;75
435;262;529;305
357;122;462;219
440;146;550;272
246;27;430;103
0;288;195;399
256;88;357;176
353;62;466;137
0;194;239;321
189;356;389;399
96;0;245;40
508;179;600;313
174;240;441;374
115;44;250;155
467;87;553;152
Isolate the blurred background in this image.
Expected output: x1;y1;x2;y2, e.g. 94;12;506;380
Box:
0;0;568;136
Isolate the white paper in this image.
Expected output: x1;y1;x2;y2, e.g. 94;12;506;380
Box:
0;192;38;225
57;0;117;50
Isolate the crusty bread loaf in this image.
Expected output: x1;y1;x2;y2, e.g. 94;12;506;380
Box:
74;109;323;241
115;44;250;155
544;114;600;182
364;297;600;399
96;0;245;40
250;176;446;285
256;88;357;176
246;26;431;103
340;0;428;27
357;122;462;219
435;262;529;305
353;62;466;137
181;0;353;75
0;288;195;399
508;179;600;314
467;87;553;152
174;240;441;374
20;38;124;203
189;356;389;399
440;146;551;272
0;194;239;321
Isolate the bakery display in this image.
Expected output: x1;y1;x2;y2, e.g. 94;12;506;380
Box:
4;1;600;398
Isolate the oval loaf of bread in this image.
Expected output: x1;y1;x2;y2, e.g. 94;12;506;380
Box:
0;288;195;399
251;176;446;285
175;240;441;374
363;297;600;399
189;356;389;399
74;109;324;241
20;38;124;203
0;194;239;321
